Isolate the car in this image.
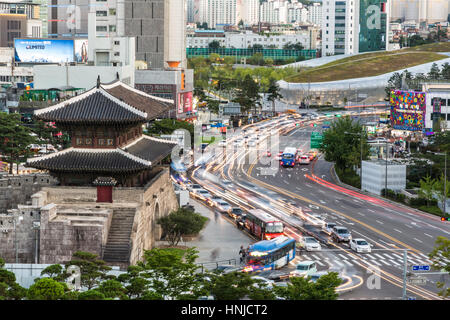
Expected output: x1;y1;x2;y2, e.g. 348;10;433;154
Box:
216;200;232;213
189;184;202;191
298;155;310;165
251;276;275;289
229;207;244;220
196;189;212;201
220;179;234;190
331;226;352;243
248;140;257;147
309;271;330;283
350;238;372;253
218;140;227;147
322;222;336;235
300;237;322;251
209;195;222;206
290;261;318;278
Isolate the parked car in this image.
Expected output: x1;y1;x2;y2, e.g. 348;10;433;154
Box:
331;226;352;243
350;238;372;253
251;276;274;289
299;237;322;251
290;261;317;278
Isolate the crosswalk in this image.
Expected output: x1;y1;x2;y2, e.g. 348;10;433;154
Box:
293;250;448;270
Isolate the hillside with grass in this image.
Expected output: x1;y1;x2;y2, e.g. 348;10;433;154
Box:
284;42;450;83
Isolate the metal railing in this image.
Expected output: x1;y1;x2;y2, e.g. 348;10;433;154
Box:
196;258;237;273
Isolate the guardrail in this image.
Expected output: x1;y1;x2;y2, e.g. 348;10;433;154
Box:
197;258;238;273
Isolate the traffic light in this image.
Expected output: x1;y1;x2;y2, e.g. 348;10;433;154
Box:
441;217;450;222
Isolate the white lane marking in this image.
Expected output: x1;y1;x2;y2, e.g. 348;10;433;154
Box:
302;254;311;260
376;220;384;225
391;253;403;260
394;229;403;233
379;259;392;266
389;259;401;266
315;260;326;267
319;200;326;204
406;224;413;228
333;260;344;267
311;254;321;260
356;212;365;216
424;233;433;238
382;253;395;260
295;187;302;191
342;260;353;266
414;238;423;243
374;253;386;260
368;209;375;213
338;254;348;260
369;259;382;266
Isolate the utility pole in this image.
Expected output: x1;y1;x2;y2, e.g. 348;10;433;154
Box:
385;138;388;197
402;249;408;300
444;151;447;216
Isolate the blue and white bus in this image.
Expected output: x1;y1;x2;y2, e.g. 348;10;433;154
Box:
281;147;298;167
244;236;296;273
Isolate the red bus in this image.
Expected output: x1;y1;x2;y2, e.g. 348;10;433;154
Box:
244;209;284;240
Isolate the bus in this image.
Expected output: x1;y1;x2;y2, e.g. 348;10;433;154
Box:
244;236;296;272
244;209;284;240
281;147;298;167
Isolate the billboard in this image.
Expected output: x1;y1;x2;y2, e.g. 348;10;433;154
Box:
14;39;74;63
74;39;88;63
359;0;388;53
390;90;426;131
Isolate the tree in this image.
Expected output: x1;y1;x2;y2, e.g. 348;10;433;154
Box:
441;62;450;80
419;175;437;207
233;74;261;114
252;44;263;50
66;251;112;290
117;265;153;300
428;63;441;80
27;278;66;300
274;272;342;300
141;247;202;300
77;289;106;300
267;78;283;115
97;279;127;300
320;116;369;172
207;271;254;300
283;42;304;50
147;119;194;147
157;208;208;246
428;236;449;298
0;257;27;300
208;40;221;49
433;173;450;213
0;112;36;174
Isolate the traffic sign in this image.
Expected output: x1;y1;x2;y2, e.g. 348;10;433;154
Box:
322;126;330;129
407;277;427;285
412;265;430;271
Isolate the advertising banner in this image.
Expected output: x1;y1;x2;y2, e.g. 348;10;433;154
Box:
14;39;74;63
390;90;426;131
74;39;88;63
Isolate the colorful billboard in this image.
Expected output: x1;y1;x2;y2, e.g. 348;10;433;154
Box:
14;39;75;63
390;90;426;131
74;39;88;63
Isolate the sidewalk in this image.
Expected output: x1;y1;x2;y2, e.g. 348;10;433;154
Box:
183;199;254;268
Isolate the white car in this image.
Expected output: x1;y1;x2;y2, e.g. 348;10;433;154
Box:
216;200;232;213
350;238;372;253
218;140;227;147
322;222;336;235
300;237;322;251
195;189;212;201
251;276;274;289
290;261;317;278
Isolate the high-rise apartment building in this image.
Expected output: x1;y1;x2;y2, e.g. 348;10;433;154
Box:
322;0;388;56
308;2;323;25
389;0;448;24
242;0;259;25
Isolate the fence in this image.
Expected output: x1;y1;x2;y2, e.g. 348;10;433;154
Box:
187;48;317;61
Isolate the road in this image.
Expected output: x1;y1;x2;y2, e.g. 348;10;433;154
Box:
183;113;449;300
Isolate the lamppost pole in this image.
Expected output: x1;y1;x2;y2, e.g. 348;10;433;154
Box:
385;138;388;197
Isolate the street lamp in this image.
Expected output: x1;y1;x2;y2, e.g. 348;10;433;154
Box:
435;151;447;217
344;131;364;189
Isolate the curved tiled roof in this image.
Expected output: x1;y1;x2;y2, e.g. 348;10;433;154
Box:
35;88;148;124
124;135;177;164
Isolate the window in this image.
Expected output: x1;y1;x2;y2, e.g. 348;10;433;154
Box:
85;138;92;145
107;139;114;146
447;114;450;121
109;8;116;15
76;138;83;145
96;11;107;17
114;51;120;56
96;26;107;32
109;25;116;32
98;139;105;146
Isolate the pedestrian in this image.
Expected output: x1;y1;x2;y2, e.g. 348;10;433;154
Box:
239;245;247;264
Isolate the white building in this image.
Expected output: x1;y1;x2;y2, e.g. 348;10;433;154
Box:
390;0;449;24
361;160;406;195
242;0;259;25
187;29;317;49
200;0;242;28
322;0;359;56
422;83;450;130
307;2;323;25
